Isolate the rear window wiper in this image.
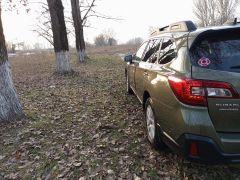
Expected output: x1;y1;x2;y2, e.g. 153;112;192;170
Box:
230;65;240;69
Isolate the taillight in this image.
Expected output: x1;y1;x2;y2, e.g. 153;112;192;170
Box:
168;76;239;106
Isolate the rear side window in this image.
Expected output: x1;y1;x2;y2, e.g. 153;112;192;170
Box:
159;38;177;64
190;29;240;73
143;39;161;62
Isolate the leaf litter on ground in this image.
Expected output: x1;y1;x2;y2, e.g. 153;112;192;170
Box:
0;48;240;179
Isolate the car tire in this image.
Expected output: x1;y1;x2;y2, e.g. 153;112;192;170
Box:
145;98;166;149
126;73;133;95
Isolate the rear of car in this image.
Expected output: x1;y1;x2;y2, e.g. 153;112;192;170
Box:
171;26;240;163
125;21;240;164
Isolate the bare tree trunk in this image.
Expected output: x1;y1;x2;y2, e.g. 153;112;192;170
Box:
0;8;23;122
47;0;72;73
71;0;86;63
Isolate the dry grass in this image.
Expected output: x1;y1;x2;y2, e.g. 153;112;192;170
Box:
85;44;138;55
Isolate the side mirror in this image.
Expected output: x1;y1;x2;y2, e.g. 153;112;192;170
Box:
124;54;133;63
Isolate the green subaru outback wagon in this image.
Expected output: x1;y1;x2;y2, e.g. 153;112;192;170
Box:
125;20;240;164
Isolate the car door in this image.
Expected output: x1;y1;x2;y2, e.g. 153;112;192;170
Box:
150;37;178;135
135;39;161;101
128;41;149;93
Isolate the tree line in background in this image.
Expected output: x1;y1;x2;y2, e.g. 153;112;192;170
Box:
149;0;239;34
193;0;240;27
94;28;117;46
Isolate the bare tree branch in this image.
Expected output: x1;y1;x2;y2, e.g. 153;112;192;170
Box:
32;24;53;45
32;0;123;49
82;0;96;22
193;0;240;27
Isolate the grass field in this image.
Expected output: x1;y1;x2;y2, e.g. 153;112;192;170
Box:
0;46;240;179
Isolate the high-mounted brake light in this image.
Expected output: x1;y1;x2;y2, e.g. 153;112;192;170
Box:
168;77;239;106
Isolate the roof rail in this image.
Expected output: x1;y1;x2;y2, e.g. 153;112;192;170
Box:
223;18;239;25
151;21;197;36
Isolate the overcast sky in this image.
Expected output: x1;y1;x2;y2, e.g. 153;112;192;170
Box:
2;0;194;47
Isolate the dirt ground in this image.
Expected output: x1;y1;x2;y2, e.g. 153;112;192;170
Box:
0;47;240;179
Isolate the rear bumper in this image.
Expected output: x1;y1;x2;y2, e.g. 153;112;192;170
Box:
178;134;240;164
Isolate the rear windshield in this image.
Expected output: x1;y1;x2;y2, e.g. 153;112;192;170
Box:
190;28;240;73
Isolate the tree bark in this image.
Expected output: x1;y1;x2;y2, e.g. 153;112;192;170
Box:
0;8;23;122
47;0;72;73
71;0;86;63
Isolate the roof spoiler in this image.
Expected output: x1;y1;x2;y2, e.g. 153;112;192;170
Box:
223;18;239;25
151;21;197;36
